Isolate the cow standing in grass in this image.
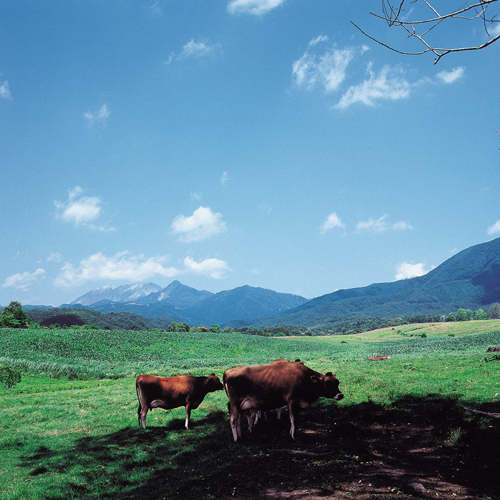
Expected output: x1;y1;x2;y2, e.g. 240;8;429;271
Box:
136;373;223;430
223;360;343;441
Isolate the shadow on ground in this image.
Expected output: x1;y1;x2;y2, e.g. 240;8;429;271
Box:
21;395;500;499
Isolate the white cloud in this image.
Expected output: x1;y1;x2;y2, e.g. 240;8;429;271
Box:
150;1;162;16
487;220;500;235
356;215;389;233
221;171;228;186
55;186;103;227
392;221;414;231
436;66;464;84
227;0;285;15
0;80;11;99
2;268;46;291
395;262;430;281
47;251;63;263
356;215;413;233
488;22;500;37
336;63;410;109
292;40;354;94
53;252;179;289
53;251;231;288
180;40;221;58
309;35;329;47
171;206;227;242
184;256;231;279
84;104;110;124
320;212;345;234
164;53;175;65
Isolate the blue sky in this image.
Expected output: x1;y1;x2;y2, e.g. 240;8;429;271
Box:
1;0;499;306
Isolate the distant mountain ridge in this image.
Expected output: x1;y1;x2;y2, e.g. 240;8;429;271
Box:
70;282;162;306
66;280;308;326
228;237;500;328
33;237;500;329
136;280;213;309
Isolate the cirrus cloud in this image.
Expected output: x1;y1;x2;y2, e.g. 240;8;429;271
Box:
227;0;285;15
1;80;12;99
356;215;413;233
292;37;354;94
180;39;221;58
84;104;109;124
336;63;411;109
171;206;227;243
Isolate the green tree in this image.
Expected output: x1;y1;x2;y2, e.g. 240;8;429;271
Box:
0;365;21;393
447;312;456;322
1;301;29;328
488;303;500;319
474;309;488;320
210;324;221;333
456;308;473;322
167;322;190;332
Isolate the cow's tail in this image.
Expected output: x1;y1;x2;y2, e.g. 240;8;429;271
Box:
136;381;143;427
222;371;229;397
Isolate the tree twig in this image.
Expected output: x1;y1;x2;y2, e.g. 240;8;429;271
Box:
463;407;500;418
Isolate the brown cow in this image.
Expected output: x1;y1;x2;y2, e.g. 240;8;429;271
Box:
223;360;343;441
136;373;223;430
226;359;297;434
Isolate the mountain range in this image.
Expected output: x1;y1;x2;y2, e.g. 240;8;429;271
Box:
230;237;500;328
30;237;500;328
64;280;309;327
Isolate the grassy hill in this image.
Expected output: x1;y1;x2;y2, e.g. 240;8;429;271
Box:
1;323;500;499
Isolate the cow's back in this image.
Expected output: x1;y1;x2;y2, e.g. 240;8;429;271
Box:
224;361;310;411
136;374;195;403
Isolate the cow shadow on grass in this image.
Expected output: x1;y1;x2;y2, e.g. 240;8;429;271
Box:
21;396;500;500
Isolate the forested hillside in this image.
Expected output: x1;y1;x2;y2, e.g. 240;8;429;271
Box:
26;308;171;330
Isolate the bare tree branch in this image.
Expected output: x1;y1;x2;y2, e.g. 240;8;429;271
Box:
355;0;500;64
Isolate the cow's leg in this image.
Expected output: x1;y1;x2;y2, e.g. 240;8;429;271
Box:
246;409;260;433
246;411;253;433
237;412;242;440
288;401;298;439
229;405;241;442
185;405;191;430
136;384;149;429
139;404;149;429
276;408;282;420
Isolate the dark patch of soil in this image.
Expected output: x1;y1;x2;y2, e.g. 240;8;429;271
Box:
214;396;500;500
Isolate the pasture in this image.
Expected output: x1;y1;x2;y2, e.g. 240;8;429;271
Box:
1;322;500;499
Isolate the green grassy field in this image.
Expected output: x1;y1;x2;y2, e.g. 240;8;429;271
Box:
1;322;500;499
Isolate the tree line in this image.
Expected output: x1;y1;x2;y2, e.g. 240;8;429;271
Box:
2;301;500;335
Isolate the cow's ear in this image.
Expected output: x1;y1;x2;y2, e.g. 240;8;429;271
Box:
210;373;216;376
325;372;333;377
310;375;321;384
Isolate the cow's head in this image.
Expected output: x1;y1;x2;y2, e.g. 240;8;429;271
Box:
207;373;224;392
311;372;344;401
